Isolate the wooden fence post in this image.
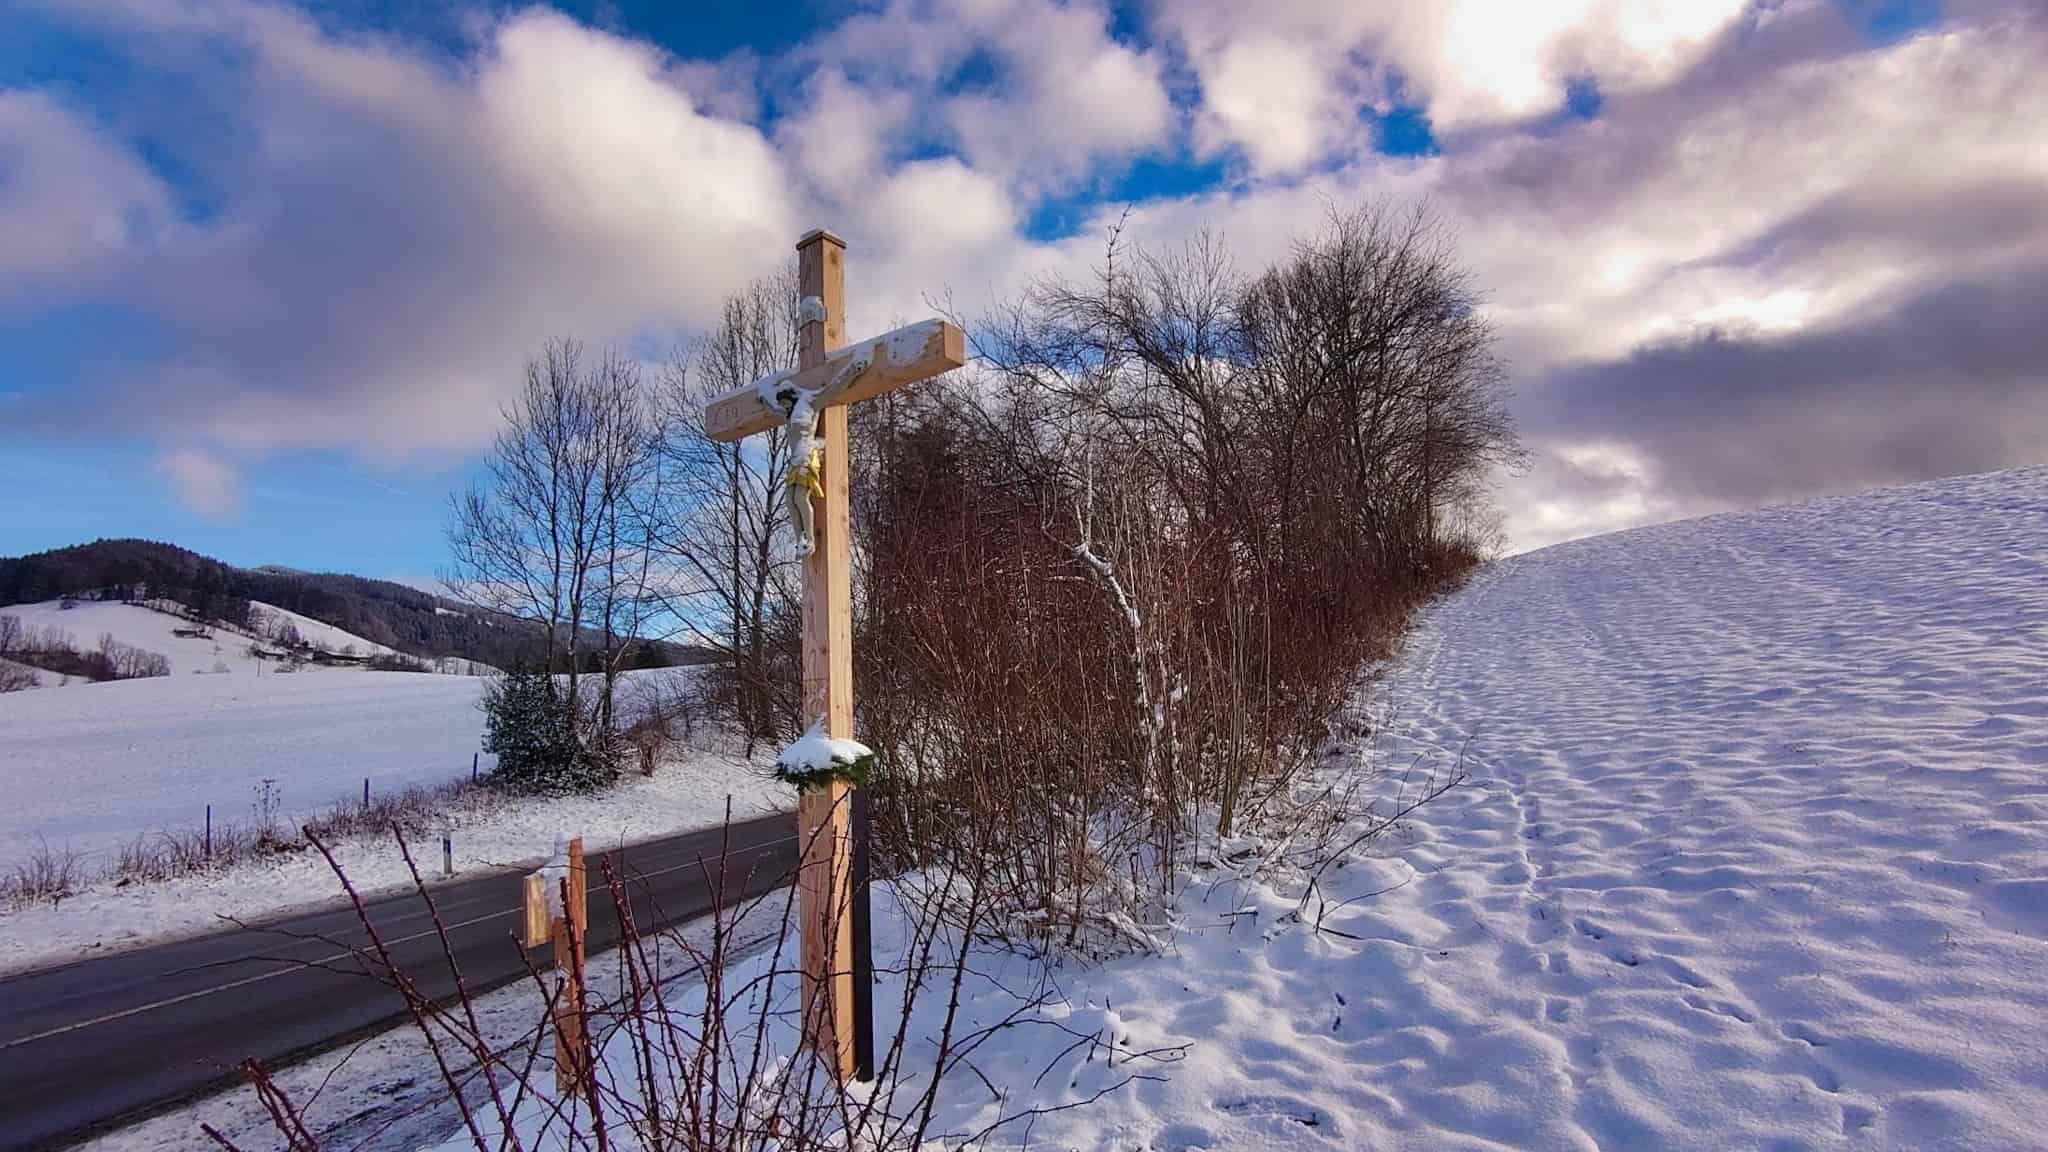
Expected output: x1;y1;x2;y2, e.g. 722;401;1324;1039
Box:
523;873;548;947
553;837;589;1096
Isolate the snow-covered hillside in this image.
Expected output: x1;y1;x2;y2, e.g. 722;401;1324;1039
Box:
0;662;721;872
0;669;490;867
0;597;395;682
1296;465;2048;1150
1121;466;2047;1151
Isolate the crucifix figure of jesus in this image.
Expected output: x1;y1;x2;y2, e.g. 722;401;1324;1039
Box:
703;229;963;1083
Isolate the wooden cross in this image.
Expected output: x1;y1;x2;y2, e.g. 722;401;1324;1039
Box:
703;229;963;1081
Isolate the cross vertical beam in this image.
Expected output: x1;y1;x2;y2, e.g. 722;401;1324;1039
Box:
795;228;857;1082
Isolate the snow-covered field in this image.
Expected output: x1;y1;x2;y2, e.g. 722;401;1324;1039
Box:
0;667;494;869
1;595;640;871
0;740;784;975
0;648;780;973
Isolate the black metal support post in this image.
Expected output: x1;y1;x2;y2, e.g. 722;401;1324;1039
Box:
851;785;874;1082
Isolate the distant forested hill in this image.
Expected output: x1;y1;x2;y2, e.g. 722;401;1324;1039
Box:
0;539;697;671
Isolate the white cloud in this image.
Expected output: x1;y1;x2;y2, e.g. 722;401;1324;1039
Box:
155;448;238;519
1191;34;1342;174
1384;0;1749;127
941;0;1173;188
775;66;916;203
779;0;1171;195
0;91;173;293
1160;0;1751;175
844;157;1029;334
476;11;795;262
1499;441;1690;555
18;1;800;458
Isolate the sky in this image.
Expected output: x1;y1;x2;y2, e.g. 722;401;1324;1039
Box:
3;0;2045;579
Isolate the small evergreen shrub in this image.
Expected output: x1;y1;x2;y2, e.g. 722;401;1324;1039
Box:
481;667;619;793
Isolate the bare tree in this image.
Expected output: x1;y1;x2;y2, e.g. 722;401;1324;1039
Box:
1241;203;1523;568
646;267;805;753
98;634;171;680
447;340;658;775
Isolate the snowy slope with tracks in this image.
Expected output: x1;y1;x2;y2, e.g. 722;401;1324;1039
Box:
1335;465;2048;1150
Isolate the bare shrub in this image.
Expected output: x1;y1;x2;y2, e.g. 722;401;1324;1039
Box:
616;673;700;775
113;836;181;885
0;622;158;683
2;839;81;905
98;778;488;890
106;821;288;887
301;778;483;843
0;659;37;692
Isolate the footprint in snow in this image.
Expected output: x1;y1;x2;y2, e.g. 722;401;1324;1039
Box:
1155;1122;1216;1150
1681;992;1755;1023
1655;955;1714;988
1840;1103;1877;1133
1215;1096;1331;1134
1783;1021;1830;1048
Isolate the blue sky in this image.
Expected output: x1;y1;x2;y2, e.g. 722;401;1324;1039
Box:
3;0;2042;574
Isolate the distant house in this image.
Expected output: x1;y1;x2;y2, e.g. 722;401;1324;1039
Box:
172;625;214;640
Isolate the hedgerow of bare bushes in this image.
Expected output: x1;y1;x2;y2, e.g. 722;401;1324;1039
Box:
651;204;1520;950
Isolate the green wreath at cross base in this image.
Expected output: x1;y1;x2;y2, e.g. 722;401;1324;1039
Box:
774;750;876;792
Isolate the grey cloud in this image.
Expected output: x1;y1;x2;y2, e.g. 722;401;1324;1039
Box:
1700;180;2048;279
1527;262;2048;509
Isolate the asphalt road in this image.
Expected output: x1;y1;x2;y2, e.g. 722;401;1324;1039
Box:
0;812;796;1152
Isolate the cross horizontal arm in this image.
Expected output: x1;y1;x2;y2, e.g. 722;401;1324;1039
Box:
702;318;966;443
